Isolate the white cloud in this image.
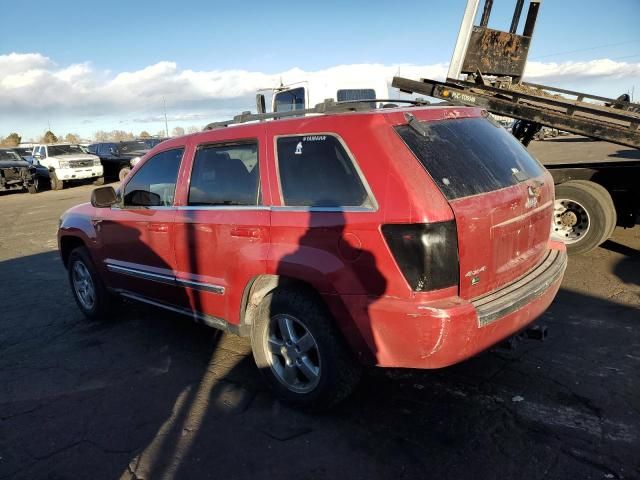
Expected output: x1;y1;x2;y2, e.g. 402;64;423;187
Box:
1;52;638;138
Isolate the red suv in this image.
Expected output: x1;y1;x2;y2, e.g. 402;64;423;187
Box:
58;105;567;409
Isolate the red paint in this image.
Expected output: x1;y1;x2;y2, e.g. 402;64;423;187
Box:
59;106;566;369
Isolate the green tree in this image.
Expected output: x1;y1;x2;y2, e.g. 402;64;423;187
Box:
1;132;21;146
42;131;58;144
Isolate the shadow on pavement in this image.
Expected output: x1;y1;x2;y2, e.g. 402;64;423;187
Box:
1;249;639;479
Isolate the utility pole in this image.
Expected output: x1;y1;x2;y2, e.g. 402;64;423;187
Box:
163;97;169;137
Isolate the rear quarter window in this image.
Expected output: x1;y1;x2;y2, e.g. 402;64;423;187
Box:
276;134;371;208
395;117;545;200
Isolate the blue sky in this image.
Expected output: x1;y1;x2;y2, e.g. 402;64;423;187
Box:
1;0;639;140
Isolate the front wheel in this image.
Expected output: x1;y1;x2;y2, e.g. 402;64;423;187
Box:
251;288;361;411
50;171;64;190
67;247;112;320
552;180;616;255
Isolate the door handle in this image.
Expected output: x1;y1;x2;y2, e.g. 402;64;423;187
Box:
230;226;261;238
148;223;169;233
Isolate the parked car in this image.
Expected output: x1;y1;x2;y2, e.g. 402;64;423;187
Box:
88;140;153;181
10;147;50;191
0;148;37;193
32;144;104;190
58;105;567;409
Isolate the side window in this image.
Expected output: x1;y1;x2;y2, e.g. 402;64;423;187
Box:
276;135;370;207
40;146;47;157
188;142;260;206
123;148;183;207
98;144;112;156
87;145;97;154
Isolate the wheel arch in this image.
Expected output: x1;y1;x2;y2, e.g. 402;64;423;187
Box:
59;235;87;268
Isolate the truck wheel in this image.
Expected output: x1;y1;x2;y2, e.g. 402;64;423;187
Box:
251;287;361;411
118;167;131;182
50;172;64;190
568;180;617;239
93;176;105;186
27;184;37;194
67;247;112;320
552;180;616;255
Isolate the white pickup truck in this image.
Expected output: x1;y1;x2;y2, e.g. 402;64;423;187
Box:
32;144;104;190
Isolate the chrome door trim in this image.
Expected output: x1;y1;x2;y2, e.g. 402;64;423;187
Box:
105;260;225;295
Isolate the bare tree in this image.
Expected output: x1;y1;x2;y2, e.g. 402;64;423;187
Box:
171;126;185;137
186;126;200;134
0;132;21;147
139;131;151;139
64;133;80;144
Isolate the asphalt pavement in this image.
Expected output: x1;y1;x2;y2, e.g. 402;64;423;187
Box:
0;182;638;480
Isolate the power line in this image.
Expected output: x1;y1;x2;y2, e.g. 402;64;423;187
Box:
531;40;639;60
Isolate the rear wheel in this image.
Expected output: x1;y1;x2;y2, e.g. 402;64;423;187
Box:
67;247;112;320
50;171;64;190
552;180;616;255
251;287;361;411
27;183;37;194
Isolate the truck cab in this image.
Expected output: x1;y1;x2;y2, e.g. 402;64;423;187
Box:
32;144;104;190
269;78;389;113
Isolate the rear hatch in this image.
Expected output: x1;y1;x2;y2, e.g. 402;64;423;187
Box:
396;115;553;299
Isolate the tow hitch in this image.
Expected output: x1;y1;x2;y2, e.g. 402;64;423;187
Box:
498;324;548;350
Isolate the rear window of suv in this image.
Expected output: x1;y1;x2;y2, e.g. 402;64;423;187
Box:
396;117;545;200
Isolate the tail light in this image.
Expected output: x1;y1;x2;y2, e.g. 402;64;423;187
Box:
382;221;459;292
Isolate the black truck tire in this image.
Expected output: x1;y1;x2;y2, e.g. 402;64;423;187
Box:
67;247;113;320
553;180;616;255
27;184;37;194
50;171;64;190
251;287;361;411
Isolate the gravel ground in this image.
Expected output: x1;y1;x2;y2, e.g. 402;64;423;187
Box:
0;183;638;480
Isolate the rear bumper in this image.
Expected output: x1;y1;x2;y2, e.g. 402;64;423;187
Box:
337;242;567;369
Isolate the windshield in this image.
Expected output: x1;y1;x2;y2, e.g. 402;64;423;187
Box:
274;87;305;112
0;150;22;161
47;144;85;156
119;141;148;153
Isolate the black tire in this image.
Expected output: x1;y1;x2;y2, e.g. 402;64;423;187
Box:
553;180;616;255
27;183;37;194
50;171;64;190
251;287;361;411
568;180;617;239
93;176;105;186
67;247;112;320
118;167;131;182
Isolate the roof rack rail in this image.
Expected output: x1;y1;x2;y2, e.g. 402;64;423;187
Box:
203;98;431;130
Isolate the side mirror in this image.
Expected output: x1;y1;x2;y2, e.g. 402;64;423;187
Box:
256;94;266;114
91;186;117;208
